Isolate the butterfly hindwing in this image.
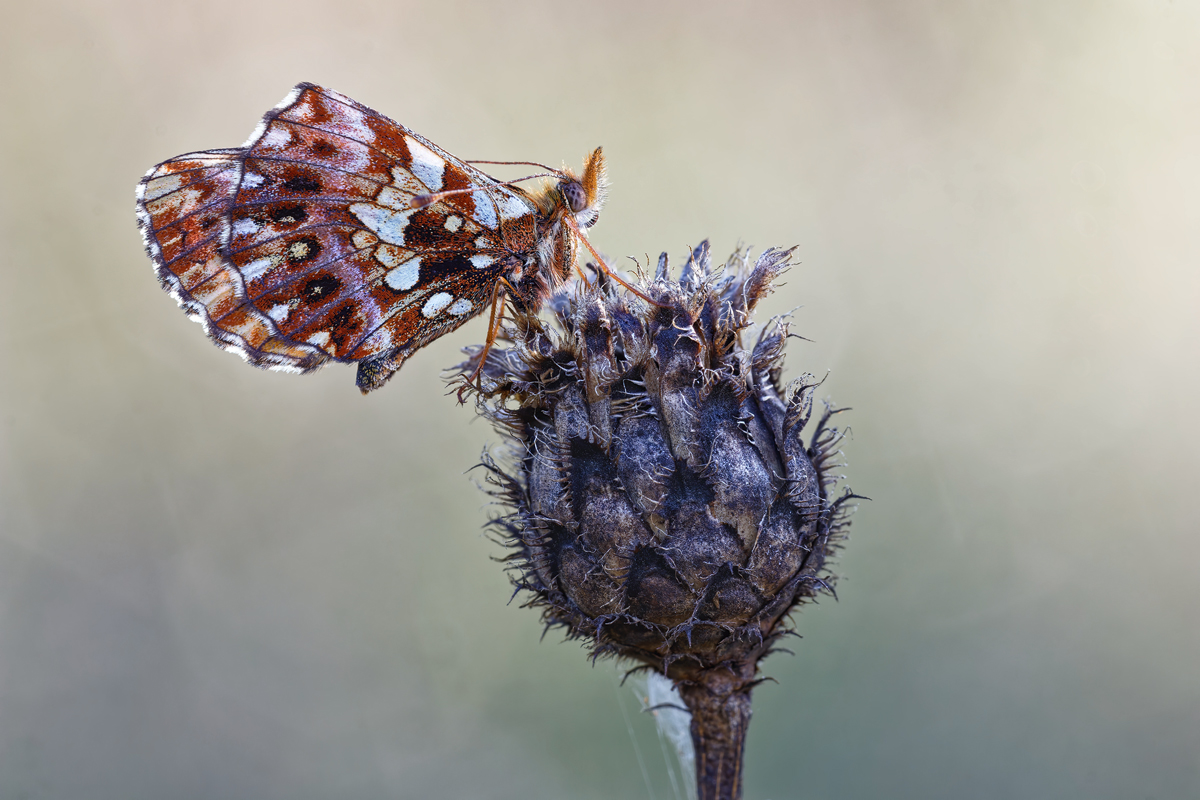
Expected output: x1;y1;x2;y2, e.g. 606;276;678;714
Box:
136;149;329;371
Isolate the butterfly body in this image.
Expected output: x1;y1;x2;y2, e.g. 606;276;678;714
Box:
136;83;607;393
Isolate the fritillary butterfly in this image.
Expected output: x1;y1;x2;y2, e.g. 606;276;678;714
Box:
136;83;610;393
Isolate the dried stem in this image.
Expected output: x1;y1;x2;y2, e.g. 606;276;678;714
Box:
677;663;756;800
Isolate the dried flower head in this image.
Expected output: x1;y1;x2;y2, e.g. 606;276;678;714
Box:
458;242;856;800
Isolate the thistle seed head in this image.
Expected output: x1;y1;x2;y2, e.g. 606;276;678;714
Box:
461;242;856;690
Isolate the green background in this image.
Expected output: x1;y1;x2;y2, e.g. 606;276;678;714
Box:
2;2;1197;798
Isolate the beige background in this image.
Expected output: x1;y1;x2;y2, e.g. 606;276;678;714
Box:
2;1;1198;798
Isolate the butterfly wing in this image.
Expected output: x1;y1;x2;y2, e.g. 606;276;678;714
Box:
136;83;540;390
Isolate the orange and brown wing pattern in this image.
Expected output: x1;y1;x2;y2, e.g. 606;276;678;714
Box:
136;83;542;390
136;148;328;371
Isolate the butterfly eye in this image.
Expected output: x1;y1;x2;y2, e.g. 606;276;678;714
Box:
559;179;588;214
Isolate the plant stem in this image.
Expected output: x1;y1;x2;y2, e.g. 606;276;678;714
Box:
677;664;754;800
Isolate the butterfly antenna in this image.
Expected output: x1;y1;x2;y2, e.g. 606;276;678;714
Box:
501;172;559;186
467;159;561;173
412;173;557;209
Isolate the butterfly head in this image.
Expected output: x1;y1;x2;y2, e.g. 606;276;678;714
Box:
555;147;607;230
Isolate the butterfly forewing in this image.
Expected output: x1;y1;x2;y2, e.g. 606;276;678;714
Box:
137;83;558;389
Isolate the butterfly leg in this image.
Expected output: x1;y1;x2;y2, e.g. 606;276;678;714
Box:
456;279;509;403
564;215;666;308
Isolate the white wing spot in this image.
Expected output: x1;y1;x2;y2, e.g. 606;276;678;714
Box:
242;257;275;281
497;193;533;220
444;215;462;232
448;298;473;315
267;303;290;322
384;258;421;291
306;330;331;347
153;187;203;217
470;254;494;269
350;202;415;245
232;217;260;237
340;106;375;145
260;126;291;150
377;185;412;210
242;172;265;189
405;136;445;192
143;174;184;201
374;243;411;268
389;166;426;196
422;292;453;318
471;187;497;228
475;236;492;248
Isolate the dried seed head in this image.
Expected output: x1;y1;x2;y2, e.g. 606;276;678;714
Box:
459;242;856;691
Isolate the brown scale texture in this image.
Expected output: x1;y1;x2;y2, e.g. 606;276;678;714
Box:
463;242;857;799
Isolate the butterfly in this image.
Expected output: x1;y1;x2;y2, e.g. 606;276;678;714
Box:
135;82;619;394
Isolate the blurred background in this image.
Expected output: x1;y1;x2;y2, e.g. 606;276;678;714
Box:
2;1;1198;798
